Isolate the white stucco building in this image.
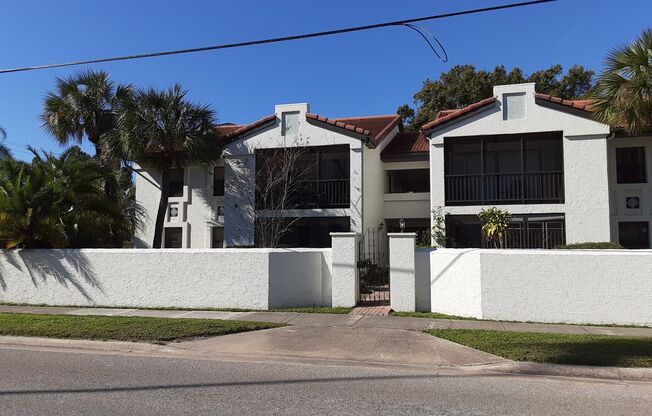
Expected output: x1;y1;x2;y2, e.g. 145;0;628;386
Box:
424;83;652;249
134;83;652;250
134;103;431;249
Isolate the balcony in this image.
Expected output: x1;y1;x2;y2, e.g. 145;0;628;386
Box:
298;179;350;208
445;171;564;205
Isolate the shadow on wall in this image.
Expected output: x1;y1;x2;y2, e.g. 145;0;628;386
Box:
0;250;101;302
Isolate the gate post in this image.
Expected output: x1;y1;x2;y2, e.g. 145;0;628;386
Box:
330;232;359;307
389;233;416;312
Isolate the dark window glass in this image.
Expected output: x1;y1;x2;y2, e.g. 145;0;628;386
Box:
387;169;430;193
616;147;646;184
213;166;225;196
445;214;565;249
257;217;350;248
444;132;564;205
164;227;183;248
167;169;184;197
212;227;224;248
619;222;650;249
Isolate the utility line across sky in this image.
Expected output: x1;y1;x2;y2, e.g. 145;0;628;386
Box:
0;0;559;74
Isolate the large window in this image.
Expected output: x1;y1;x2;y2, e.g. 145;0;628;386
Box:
166;169;184;197
257;217;350;248
213;166;225;196
444;132;564;205
256;145;350;209
387;169;429;193
619;222;649;249
164;227;183;248
616;147;646;184
446;214;565;249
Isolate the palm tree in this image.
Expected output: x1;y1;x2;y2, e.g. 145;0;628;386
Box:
592;28;652;134
41;70;134;245
0;147;136;249
0;126;12;158
41;70;133;152
103;84;219;248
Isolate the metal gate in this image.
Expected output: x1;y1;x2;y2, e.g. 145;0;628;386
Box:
357;227;389;304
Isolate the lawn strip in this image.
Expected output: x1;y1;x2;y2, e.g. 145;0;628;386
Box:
426;328;652;367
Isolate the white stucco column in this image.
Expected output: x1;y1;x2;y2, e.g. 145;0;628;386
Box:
330;232;359;307
389;232;416;312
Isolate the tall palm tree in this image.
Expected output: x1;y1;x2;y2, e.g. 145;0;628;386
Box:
41;70;133;153
592;28;652;134
103;84;219;248
41;70;134;246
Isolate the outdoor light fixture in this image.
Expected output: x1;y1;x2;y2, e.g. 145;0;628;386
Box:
399;217;406;232
378;222;384;231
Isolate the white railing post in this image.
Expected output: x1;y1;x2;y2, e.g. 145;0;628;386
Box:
389;232;416;312
330;232;359;307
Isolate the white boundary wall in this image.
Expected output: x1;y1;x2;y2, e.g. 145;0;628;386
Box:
0;248;332;310
427;249;652;326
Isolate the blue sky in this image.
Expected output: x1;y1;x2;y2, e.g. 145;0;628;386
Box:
0;0;650;160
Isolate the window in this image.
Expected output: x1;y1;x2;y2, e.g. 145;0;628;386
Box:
445;214;565;249
164;227;183;248
503;93;526;120
167;169;184;197
212;227;224;248
387;169;430;193
213;166;225;196
444;132;564;205
616;147;646;184
259;217;350;248
619;222;649;249
282;111;300;136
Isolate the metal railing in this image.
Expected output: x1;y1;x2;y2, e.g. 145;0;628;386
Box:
445;171;564;205
298;179;350;208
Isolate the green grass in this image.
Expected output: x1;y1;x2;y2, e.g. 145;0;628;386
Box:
0;302;352;315
0;313;282;343
427;329;652;367
390;311;478;320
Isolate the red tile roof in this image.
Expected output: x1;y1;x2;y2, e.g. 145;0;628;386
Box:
534;93;594;111
381;131;429;156
215;115;277;140
306;114;401;146
421;94;600;132
421;97;497;131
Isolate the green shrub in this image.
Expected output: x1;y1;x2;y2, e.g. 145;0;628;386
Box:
555;242;623;249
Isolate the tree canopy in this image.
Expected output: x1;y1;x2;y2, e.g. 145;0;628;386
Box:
399;64;595;130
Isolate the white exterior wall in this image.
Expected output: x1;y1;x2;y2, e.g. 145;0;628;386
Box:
428;83;612;244
389;233;416;312
362;127;399;232
608;135;652;246
427;248;652;326
0;248;331;309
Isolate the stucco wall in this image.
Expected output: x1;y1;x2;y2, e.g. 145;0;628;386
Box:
427;248;652;326
428;83;612;244
0;248;331;309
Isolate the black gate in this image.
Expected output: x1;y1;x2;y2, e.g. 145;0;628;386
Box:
357;227;389;304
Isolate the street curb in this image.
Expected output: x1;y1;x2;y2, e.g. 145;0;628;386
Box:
480;361;652;382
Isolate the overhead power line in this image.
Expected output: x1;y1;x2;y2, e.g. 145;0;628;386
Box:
0;0;558;74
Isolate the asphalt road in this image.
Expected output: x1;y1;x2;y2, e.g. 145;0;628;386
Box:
0;348;650;416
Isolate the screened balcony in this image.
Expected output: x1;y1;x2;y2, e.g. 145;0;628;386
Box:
444;132;564;205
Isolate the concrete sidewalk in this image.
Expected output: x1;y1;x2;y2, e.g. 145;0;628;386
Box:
1;304;652;337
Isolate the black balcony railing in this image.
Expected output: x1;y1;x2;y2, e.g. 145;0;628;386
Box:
298;179;350;208
445;171;564;205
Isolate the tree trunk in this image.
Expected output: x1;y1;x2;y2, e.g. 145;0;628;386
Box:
152;168;169;248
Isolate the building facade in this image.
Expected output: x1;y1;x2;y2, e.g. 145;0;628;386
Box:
134;83;652;250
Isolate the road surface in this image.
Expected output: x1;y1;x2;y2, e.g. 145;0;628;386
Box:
0;347;650;416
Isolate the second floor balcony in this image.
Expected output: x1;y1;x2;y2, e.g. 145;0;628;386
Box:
444;131;565;206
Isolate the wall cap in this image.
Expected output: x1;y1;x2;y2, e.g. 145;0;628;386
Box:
330;232;359;237
388;233;417;238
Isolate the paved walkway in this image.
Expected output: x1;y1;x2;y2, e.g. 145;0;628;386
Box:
1;304;651;337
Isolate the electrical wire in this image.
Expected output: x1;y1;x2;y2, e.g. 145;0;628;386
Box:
0;0;558;74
